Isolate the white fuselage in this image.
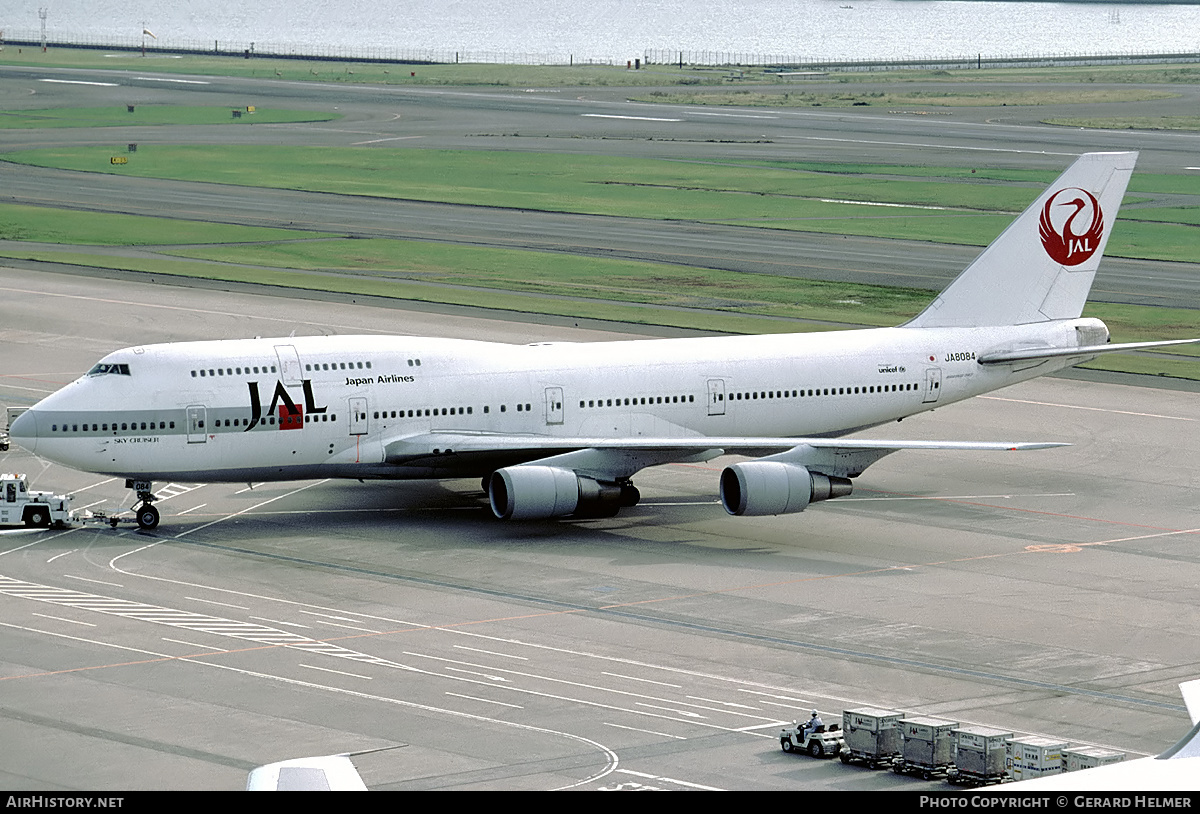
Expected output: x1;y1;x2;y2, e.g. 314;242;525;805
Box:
16;318;1099;484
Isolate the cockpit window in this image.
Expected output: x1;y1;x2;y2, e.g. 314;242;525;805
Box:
87;363;131;377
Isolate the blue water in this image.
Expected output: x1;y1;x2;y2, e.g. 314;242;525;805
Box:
7;0;1199;63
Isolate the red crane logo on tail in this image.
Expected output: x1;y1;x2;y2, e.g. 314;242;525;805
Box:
1039;187;1104;266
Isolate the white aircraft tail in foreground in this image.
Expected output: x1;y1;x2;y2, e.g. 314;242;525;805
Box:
9;151;1198;529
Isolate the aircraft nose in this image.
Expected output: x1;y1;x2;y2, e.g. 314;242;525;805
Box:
8;409;38;453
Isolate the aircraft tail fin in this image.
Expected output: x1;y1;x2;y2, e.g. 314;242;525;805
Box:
905;151;1137;329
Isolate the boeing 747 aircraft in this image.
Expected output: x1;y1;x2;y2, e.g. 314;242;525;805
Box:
9;152;1197;530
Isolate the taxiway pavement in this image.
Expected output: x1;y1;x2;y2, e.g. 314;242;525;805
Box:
1;269;1196;790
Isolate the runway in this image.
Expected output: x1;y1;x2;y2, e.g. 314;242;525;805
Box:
1;269;1197;790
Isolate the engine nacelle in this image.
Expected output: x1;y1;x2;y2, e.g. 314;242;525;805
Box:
720;462;852;517
489;466;624;520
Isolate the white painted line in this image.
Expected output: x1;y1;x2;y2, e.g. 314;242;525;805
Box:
31;612;96;627
351;135;424;145
686;695;759;710
603;722;688;740
162;637;227;651
135;77;210;84
251;616;311;629
602;672;682;688
63;574;122;588
820;197;952;211
848;492;1074;502
980;395;1195;421
46;549;75;563
446;692;524;709
185;596;250;610
635;702;703;718
175;504;206;515
39;79;119;87
299;663;373;680
687;111;778;119
175;480;328;537
581;113;682;122
453;645;529;660
616;768;724;791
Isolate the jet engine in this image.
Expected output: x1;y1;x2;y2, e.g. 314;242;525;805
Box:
720;461;852;516
489;465;625;520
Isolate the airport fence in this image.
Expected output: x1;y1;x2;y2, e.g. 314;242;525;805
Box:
2;30;1199;72
644;48;1200;72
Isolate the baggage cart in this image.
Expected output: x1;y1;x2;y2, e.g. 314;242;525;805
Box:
1007;736;1067;781
1064;746;1124;772
839;707;904;769
893;716;958;780
947;726;1012;787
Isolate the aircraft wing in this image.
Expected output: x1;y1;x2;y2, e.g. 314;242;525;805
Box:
384;432;1066;479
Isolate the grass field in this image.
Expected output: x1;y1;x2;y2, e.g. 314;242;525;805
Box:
632;88;1180;108
6;146;1200;262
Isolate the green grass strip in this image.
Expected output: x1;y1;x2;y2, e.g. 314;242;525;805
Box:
0;202;323;245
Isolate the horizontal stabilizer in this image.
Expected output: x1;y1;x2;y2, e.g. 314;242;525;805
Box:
979;337;1200;365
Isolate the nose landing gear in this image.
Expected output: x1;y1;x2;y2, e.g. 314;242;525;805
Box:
126;479;160;530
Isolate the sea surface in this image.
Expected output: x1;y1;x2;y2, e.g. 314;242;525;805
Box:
6;0;1200;63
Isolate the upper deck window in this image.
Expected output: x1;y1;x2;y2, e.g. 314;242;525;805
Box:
87;363;131;377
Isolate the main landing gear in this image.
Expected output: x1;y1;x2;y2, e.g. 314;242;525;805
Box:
126;479;160;530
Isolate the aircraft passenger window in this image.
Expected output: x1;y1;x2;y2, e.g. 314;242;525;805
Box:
500;405;506;412
467;407;473;414
121;423;128;430
191;371;197;377
366;362;372;369
483;406;489;414
169;422;175;429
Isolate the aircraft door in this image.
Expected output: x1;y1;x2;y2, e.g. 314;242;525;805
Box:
186;405;207;444
707;379;726;416
275;345;303;386
348;397;368;436
923;367;942;404
544;387;564;425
